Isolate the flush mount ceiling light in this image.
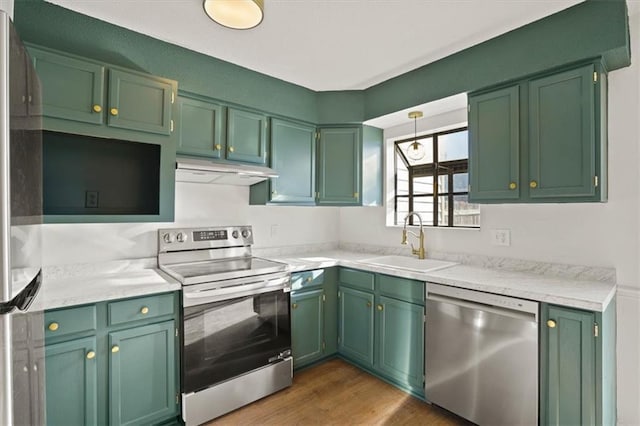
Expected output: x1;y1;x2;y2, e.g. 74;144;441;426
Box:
203;0;264;30
407;111;425;161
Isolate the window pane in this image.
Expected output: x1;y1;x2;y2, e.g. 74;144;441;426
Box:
438;130;468;162
396;154;409;196
453;195;480;227
437;196;449;226
397;138;433;166
396;197;409;224
453;173;469;192
413;197;434;226
438;175;449;193
413;176;433;195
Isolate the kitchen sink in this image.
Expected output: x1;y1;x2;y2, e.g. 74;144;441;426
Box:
356;255;456;273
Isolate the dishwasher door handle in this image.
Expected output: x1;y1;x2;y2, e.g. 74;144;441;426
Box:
427;293;538;323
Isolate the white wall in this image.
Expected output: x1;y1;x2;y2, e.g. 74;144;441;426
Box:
0;0;13;18
41;183;340;265
340;11;640;424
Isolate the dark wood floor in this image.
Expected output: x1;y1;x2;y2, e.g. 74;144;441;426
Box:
208;358;468;425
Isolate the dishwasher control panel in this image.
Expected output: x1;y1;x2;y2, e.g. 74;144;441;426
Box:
426;282;539;317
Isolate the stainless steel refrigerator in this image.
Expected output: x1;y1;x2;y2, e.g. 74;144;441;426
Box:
0;10;45;426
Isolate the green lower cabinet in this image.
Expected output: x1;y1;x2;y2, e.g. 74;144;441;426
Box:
44;293;180;426
541;302;616;426
45;336;98;426
290;268;338;369
375;296;424;391
291;289;324;367
109;321;177;426
338;286;374;367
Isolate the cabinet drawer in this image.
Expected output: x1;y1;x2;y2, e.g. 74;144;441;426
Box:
378;274;424;304
108;293;175;326
292;269;324;291
339;268;374;291
45;305;97;339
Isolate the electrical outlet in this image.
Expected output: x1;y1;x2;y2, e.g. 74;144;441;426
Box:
85;190;99;208
491;229;511;246
270;224;278;238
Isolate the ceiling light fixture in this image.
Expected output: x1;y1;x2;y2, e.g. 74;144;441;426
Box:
203;0;264;30
407;111;425;161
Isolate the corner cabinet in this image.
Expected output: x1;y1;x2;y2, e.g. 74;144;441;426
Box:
468;61;607;203
290;268;338;369
43;292;180;426
338;268;425;397
540;301;616;426
317;125;383;206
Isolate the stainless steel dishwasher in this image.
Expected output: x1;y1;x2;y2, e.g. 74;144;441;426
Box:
425;283;539;426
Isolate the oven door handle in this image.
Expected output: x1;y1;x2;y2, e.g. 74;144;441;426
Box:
183;275;290;307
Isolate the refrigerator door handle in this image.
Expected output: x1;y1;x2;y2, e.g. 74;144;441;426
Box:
0;268;42;314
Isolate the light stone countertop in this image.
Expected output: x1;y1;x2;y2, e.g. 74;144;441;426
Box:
34;250;615;312
265;250;616;312
34;267;180;311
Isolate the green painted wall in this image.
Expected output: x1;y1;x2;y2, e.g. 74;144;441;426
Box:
14;0;630;125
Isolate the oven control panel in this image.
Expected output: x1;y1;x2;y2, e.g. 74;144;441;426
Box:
158;226;253;252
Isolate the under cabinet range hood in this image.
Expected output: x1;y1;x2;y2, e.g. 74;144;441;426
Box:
175;156;278;186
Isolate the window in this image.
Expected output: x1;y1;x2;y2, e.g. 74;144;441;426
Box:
394;127;480;227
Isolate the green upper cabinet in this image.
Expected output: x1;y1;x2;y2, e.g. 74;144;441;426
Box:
528;64;597;200
226;107;267;164
269;118;316;204
468;61;606;203
338;286;374;366
27;44;178;145
317;127;361;205
468;85;520;201
291;289;324;367
45;336;98;426
109;321;177;426
30;46;105;125
107;69;174;136
541;302;616;426
177;94;224;158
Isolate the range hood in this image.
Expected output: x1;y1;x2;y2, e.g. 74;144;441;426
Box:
175;156;278;186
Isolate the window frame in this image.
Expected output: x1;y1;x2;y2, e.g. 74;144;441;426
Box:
394;126;478;228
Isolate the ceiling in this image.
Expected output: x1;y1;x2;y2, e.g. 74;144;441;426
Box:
46;0;584;92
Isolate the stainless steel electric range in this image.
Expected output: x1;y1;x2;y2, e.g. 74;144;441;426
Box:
158;226;292;426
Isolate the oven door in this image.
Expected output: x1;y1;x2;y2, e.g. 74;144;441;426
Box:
182;275;291;394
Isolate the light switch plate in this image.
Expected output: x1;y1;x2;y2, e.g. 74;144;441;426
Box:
491;229;511;246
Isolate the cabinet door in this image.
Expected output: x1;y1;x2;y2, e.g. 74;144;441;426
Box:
291;289;324;368
270;118;316;203
529;64;596;199
30;47;105;125
226;107;267;164
338;286;374;366
108;69;173;135
468;85;520;202
542;305;596;426
177;96;224;158
317;127;361;205
376;296;424;390
109;321;177;426
45;336;98;426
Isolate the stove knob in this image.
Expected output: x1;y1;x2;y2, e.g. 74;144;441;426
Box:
232;230;239;239
176;232;186;243
241;229;250;238
163;233;173;244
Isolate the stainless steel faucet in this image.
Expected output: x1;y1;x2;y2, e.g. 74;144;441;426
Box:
401;212;426;259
